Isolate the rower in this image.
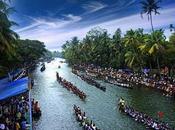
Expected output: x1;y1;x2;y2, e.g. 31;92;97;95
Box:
118;97;125;111
119;97;125;105
73;104;77;111
34;101;41;113
92;124;97;130
82;112;87;120
56;72;59;78
78;114;82;121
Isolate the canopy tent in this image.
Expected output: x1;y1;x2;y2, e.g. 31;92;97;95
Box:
0;77;9;86
0;77;29;101
0;77;32;130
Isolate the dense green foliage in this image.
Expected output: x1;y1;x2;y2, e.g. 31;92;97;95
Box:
0;0;19;55
15;39;47;66
0;39;48;76
62;27;175;72
0;0;49;77
62;0;175;73
52;51;63;58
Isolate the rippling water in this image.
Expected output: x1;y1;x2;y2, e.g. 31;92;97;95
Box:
31;58;175;130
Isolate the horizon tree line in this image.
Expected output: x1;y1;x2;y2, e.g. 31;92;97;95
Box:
62;0;175;76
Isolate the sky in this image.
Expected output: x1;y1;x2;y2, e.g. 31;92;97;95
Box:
10;0;175;51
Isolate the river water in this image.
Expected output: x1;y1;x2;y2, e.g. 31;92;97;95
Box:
31;58;175;130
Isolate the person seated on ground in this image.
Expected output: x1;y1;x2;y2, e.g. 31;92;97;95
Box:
3;106;9;116
21;118;27;130
16;111;22;121
0;122;5;130
15;121;20;130
152;121;158;129
5;117;10;128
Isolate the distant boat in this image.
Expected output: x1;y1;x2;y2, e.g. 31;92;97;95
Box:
41;62;45;66
40;65;45;72
60;61;65;63
107;79;132;89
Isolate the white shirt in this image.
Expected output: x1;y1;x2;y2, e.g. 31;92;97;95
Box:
0;124;5;129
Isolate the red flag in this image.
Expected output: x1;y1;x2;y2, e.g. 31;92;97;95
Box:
157;111;164;118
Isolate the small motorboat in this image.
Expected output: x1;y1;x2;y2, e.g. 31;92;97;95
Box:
60;61;65;63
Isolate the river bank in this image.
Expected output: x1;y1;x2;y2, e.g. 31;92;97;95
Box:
72;64;175;98
31;58;175;130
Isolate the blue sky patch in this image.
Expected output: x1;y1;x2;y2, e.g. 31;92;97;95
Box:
10;0;175;50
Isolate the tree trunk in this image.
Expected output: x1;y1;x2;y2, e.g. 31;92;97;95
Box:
169;66;172;77
149;61;152;69
171;65;175;77
150;13;154;32
156;57;161;76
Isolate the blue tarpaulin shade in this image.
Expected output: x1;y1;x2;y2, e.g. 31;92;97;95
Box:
0;77;32;130
0;77;28;101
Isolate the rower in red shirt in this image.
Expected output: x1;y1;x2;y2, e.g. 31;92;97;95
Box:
157;111;164;119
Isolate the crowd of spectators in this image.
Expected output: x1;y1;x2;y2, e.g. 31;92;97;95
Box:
0;93;30;130
73;64;175;97
124;106;172;130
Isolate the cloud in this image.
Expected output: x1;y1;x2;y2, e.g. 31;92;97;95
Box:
82;1;107;13
63;14;82;22
15;6;175;50
16;23;40;33
95;7;175;34
16;14;82;33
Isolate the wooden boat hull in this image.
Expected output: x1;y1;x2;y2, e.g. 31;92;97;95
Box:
32;110;42;119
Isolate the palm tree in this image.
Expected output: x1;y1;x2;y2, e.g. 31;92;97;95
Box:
0;0;19;54
139;30;165;73
141;0;161;32
124;29;145;70
124;51;138;68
